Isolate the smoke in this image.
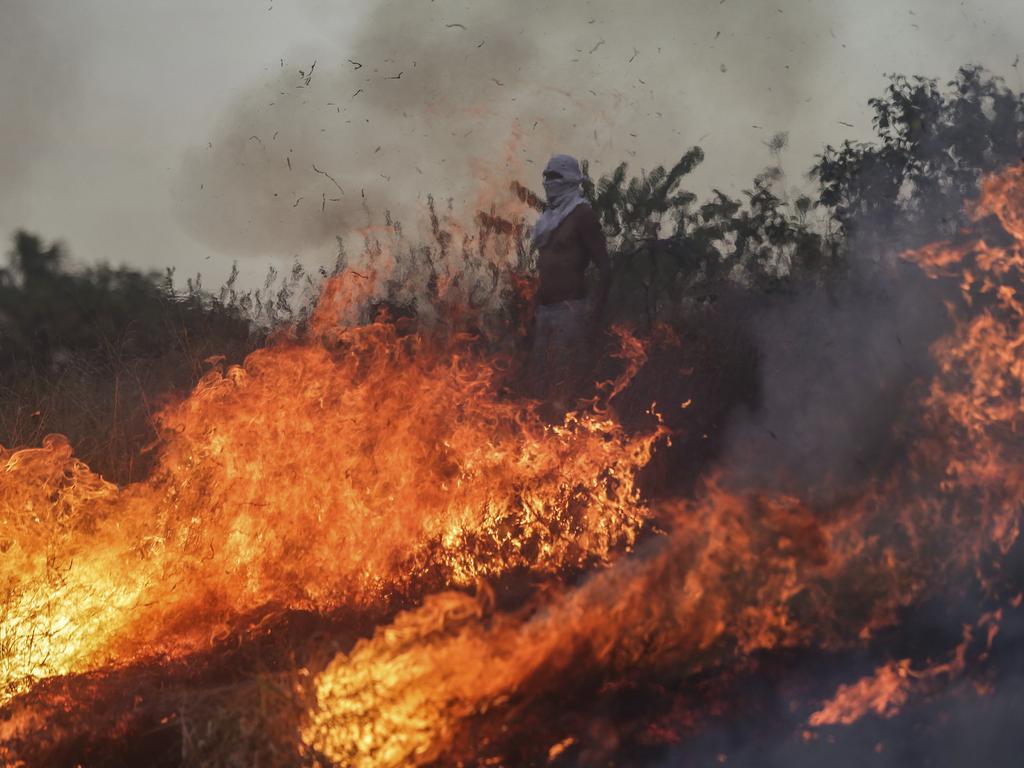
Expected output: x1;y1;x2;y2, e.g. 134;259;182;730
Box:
657;671;1024;768
718;253;952;501
173;0;834;258
715;71;1023;502
172;0;984;502
656;606;1024;768
0;1;81;219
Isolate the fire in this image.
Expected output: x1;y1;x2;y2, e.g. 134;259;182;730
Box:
809;615;997;729
301;489;829;765
808;660;912;726
2;165;1023;764
302;165;1024;764
0;270;660;708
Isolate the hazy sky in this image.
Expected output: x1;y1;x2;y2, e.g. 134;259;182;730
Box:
2;0;1021;287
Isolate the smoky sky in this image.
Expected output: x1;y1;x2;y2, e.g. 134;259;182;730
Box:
0;2;81;220
2;0;1022;277
172;0;1020;260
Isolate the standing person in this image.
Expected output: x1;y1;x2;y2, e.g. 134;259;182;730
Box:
528;154;611;415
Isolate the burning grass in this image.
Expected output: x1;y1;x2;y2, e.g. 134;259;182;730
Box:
1;165;1023;766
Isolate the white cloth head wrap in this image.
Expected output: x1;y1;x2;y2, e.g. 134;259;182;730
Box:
532;154;588;249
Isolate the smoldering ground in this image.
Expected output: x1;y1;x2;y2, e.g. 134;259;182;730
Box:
651;585;1024;768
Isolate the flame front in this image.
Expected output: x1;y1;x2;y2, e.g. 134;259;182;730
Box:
0;278;659;706
303;167;1024;765
2;167;1024;765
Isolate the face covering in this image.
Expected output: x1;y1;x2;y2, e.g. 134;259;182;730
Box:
532;154;588;250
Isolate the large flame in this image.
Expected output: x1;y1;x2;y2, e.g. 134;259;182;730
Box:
302;166;1024;765
2;166;1023;765
0;270;660;707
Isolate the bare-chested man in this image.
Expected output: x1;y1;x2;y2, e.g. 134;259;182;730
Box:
528;154;611;411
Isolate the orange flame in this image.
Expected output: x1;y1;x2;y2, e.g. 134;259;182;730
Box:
808;660;913;726
2;165;1023;765
302;166;1024;765
0;271;660;705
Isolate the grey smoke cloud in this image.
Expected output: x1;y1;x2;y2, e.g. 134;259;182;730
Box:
0;2;81;219
718;256;952;502
3;0;1021;281
173;0;834;257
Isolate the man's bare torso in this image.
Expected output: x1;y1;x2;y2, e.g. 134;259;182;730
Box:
536;203;611;309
